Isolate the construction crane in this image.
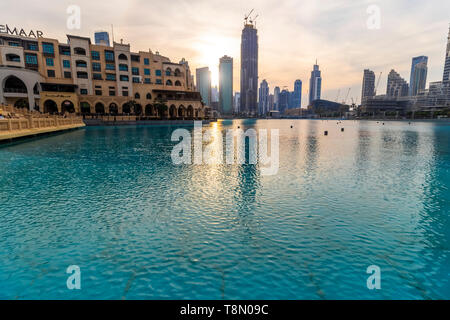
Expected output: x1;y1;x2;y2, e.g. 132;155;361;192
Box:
244;9;254;25
344;88;351;105
374;72;382;96
249;14;259;26
336;89;341;102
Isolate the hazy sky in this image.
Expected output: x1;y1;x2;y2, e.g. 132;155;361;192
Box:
2;0;450;106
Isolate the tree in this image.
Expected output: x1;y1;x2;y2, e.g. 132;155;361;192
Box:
154;97;168;119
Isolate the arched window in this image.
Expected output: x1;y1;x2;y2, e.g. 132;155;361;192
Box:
187;105;194;118
178;105;185;117
80;102;91;114
44;100;58;114
74;47;86;55
62;100;75;113
109;103;118;115
122;102;131;114
166;80;173;86
169;105;177;118
95;102;105;114
165;67;172;76
33;83;40;94
118;53;128;60
145;104;154;115
135;93;140;99
146;93;152;100
174;68;181;76
134;104;142;115
175;80;182;86
3;76;27;93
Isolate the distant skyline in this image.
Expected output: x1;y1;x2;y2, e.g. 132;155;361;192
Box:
3;0;450;107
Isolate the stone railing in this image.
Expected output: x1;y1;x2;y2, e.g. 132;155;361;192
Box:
0;105;84;133
0;116;84;132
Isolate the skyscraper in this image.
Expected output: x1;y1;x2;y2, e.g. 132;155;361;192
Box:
273;86;280;111
443;26;450;82
293;80;302;108
240;22;258;115
361;69;375;101
386;69;409;98
211;86;219;103
409;56;428;96
94;31;110;46
219;55;233;115
196;67;212;107
278;89;289;114
233;92;241;114
258;79;269;115
309;62;322;105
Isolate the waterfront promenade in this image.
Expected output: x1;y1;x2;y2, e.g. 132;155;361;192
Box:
0;105;85;143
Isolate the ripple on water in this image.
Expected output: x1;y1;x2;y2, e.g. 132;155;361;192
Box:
0;120;449;299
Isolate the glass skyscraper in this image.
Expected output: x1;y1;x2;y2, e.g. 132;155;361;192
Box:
293;80;302;108
94;31;110;46
240;23;258;115
409;56;428;96
196;67;211;107
219;56;233;115
361;69;375;101
309;62;322;105
443;26;450;82
258;79;269;115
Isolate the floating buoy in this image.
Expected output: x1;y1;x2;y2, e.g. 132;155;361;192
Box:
382;123;385;125
341;128;344;132
324;131;328;136
290;125;293;128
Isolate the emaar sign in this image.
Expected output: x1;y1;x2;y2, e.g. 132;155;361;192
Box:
0;24;43;38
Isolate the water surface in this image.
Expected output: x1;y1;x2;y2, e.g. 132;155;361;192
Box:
0;119;449;299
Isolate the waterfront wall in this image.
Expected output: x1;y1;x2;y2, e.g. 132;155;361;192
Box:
0;105;85;142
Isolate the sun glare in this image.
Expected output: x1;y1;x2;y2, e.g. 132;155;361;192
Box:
196;34;238;87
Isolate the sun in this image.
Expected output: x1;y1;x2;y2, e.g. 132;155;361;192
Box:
195;34;238;87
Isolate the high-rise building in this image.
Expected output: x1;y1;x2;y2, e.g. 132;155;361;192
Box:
361;69;376;101
288;91;295;109
240;22;258;115
386;69;409;98
211;86;219;103
94;31;110;46
268;94;274;111
258;79;269;115
409;56;428;96
233;92;241;114
309;61;322;105
442;26;450;82
273;86;280;111
196;67;211;107
219;55;233;115
278;89;289;114
293;80;302;108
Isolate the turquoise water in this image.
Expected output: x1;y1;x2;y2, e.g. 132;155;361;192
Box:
0;119;449;300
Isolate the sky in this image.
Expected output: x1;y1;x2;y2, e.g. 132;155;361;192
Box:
1;0;450;107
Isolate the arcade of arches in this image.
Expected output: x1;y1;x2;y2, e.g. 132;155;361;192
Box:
2;74;206;118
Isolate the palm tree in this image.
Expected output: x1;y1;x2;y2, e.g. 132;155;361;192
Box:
154;97;168;119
